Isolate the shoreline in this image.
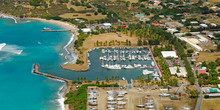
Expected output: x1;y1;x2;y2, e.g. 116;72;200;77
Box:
26;18;78;32
32;63;72;110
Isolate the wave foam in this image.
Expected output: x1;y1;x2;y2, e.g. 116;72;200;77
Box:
63;34;78;64
57;84;66;110
1;44;23;55
0;43;6;50
0;14;17;24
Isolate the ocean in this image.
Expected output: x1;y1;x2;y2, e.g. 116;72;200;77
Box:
0;17;157;110
0;18;70;110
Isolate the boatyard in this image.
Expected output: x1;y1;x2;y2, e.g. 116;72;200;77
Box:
87;86;193;110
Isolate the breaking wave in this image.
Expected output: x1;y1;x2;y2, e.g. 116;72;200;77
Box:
0;14;17;24
0;43;23;62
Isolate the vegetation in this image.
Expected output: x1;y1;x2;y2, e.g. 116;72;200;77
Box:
74;33;89;50
65;83;118;109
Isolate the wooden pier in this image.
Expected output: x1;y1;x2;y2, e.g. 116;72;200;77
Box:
41;29;71;32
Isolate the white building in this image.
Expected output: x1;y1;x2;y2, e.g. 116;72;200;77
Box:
211;23;217;27
178;37;203;51
169;67;187;77
81;28;91;33
196;35;209;43
103;23;112;28
200;24;208;28
190;21;199;24
166;28;178;34
161;51;178;58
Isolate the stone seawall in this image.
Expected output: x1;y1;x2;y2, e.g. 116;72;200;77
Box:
32;63;71;83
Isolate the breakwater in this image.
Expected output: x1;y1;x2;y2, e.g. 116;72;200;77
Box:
32;63;71;84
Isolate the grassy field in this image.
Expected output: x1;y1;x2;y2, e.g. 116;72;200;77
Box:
208;18;220;25
208;0;220;3
66;4;93;11
201;99;220;110
197;52;220;62
110;0;138;3
59;12;106;20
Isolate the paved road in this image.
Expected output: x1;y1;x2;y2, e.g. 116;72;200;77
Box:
188;58;203;110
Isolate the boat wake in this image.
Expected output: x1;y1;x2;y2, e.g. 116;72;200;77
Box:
0;43;23;62
0;14;18;24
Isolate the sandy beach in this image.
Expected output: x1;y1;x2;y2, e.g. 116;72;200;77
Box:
27;18;78;32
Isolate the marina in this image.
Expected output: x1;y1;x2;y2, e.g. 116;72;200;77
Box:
84;47;161;81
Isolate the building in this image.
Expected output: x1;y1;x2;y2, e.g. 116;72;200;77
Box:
103;23;112;28
81;28;91;33
169;67;187;77
200;24;208;28
198;69;206;75
178;37;203;51
165;22;184;28
195;35;209;43
190;21;199;24
166;28;178;34
161;51;178;58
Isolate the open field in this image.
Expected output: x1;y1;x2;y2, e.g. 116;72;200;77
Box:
201;99;220;110
66;4;93;11
60;13;106;20
61;32;140;71
208;18;220;25
197;52;220;62
117;0;139;3
208;0;220;3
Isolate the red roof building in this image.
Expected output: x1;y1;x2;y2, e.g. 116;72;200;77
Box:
151;23;160;26
198;69;206;75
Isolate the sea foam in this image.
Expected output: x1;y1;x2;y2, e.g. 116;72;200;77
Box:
63;33;78;64
0;14;17;24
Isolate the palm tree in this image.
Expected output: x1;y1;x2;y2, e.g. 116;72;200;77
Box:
105;76;109;82
111;76;114;81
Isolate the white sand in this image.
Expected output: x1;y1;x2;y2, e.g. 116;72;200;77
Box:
28;18;78;31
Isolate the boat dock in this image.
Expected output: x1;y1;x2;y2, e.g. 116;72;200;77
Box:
41;29;71;32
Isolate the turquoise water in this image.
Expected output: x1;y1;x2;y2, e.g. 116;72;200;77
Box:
0;18;69;110
0;18;156;110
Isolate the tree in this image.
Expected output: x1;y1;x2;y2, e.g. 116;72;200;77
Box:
176;67;180;73
111;76;114;81
143;40;147;45
29;0;41;7
94;11;98;15
189;90;200;98
137;39;142;46
105;76;109;82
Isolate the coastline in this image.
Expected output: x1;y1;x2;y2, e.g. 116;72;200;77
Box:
27;18;78;32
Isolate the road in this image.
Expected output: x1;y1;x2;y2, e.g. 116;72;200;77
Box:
188;58;203;110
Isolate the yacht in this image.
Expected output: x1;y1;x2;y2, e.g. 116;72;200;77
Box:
122;77;126;80
124;65;133;69
151;61;155;66
134;64;142;68
107;64;121;69
43;27;51;30
143;69;154;75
